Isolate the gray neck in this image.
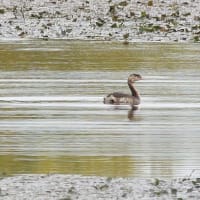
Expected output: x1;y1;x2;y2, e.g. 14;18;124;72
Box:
128;81;140;99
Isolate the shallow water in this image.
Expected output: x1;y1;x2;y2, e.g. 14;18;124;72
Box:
0;40;200;178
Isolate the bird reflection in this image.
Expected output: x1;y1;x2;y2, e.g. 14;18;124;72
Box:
127;106;138;120
112;105;139;120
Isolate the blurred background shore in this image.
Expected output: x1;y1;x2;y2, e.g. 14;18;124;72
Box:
0;0;200;42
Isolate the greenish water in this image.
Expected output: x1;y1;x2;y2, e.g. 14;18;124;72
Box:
0;40;200;178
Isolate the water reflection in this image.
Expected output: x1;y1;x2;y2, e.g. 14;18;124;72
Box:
127;106;139;120
0;155;135;177
109;105;139;120
0;41;200;178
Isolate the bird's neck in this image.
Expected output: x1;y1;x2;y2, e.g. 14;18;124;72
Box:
128;81;140;99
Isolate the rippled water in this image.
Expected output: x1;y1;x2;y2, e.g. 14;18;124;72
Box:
0;40;200;178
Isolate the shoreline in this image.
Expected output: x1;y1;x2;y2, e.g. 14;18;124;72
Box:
0;37;196;44
0;174;200;200
1;0;200;42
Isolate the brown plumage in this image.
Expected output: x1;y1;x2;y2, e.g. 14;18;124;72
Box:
103;74;142;106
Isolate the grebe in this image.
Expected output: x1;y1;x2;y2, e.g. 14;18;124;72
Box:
103;74;142;106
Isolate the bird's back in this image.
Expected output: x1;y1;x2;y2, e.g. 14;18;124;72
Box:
104;92;140;105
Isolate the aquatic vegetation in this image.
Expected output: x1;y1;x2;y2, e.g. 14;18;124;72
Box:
194;35;199;42
148;1;153;6
0;9;5;14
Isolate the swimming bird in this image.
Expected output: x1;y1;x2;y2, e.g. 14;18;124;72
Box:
103;74;142;106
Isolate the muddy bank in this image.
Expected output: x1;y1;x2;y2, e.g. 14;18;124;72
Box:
0;174;200;200
0;0;200;42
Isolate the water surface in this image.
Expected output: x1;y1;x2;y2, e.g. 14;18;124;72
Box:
0;40;200;178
